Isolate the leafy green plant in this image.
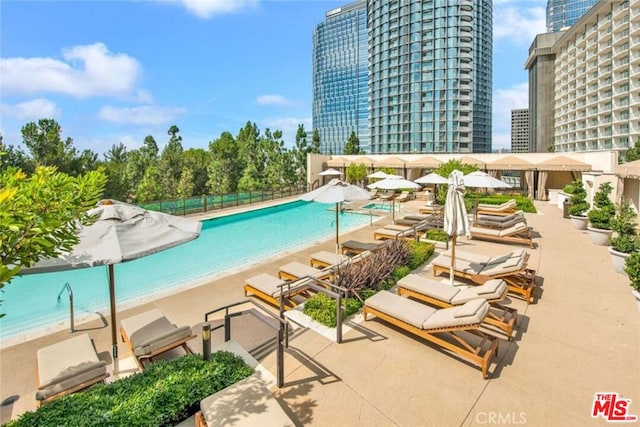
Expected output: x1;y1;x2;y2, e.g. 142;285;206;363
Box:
406;240;434;269
562;183;576;194
424;229;450;242
610;197;638;253
468;194;537;213
302;293;361;327
7;352;253;427
567;179;589;216
588;182;615;230
624;252;640;292
392;265;412;282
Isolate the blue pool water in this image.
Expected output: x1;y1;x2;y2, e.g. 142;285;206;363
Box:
0;201;372;343
363;202;400;212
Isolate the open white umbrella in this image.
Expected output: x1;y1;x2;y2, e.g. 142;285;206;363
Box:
301;180;371;253
463;171;512;221
367;171;398;180
367;178;422;222
319;168;343;176
22;199;202;372
444;170;470;286
415;172;448;185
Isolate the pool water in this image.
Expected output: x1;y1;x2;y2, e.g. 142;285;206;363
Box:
363;202;400;212
0;201;372;343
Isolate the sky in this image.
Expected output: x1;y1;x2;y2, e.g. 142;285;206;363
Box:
0;0;547;157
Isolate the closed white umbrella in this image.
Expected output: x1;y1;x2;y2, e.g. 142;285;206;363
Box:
444;170;470;286
22;199;202;372
367;178;422;222
301;180;372;253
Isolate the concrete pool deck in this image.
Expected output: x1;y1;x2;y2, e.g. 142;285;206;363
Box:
1;197;639;425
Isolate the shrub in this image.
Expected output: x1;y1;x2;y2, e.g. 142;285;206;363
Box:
567;179;589;216
588;182;615;230
392;265;412;282
8;353;253;427
610;198;638;253
302;293;361;328
563;184;576;194
470;194;537;213
424;229;449;242
406;240;434;269
624;252;640;292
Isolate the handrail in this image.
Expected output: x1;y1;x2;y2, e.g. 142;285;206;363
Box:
202;299;291;387
56;282;75;332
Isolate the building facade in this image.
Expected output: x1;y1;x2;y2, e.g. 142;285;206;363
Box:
511;109;530;153
553;0;640;153
312;1;369;155
313;0;493;155
546;0;599;32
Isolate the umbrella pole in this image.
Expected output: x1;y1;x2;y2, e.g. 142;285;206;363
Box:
392;194;396;223
450;234;456;286
109;264;119;374
335;202;340;254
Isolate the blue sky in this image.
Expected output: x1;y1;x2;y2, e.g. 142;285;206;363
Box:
0;0;546;156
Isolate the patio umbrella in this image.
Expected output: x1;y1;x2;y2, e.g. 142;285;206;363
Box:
22;199;202;372
367;171;397;180
463;171;512;221
415;172;448;204
367;178;422;223
318;168;343;176
300;179;372;253
444;170;470;286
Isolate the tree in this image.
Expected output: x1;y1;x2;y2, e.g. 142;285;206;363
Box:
0;166;107;314
102;143;130;201
346;163;367;184
21;119;78;174
176;168;195;199
158;125;184;198
623;137;640;163
237;121;265;191
136;166;165;202
182;148;211;196
434;159;478;204
207;132;243;194
292;124;309;186
344;131;363;155
0;134;33;174
126;135;159;200
311;128;321;154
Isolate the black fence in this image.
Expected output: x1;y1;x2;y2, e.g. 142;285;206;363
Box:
138;186;308;216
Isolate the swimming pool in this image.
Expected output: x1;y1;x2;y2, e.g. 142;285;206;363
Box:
362;202;400;212
0;201;373;344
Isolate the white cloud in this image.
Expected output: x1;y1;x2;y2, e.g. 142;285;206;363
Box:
0;99;61;120
494;5;547;44
153;0;259;18
97;105;187;125
0;43;149;101
256;94;297;106
492;82;529;149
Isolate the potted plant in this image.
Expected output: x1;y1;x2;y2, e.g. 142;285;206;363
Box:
567;179;589;230
587;182;615;245
420;229;450;250
609;197;638;274
623;252;640;308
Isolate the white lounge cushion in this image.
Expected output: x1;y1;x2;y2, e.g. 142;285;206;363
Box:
397;274;459;303
311;251;349;266
279;262;327;279
121;309;193;357
450;280;507;304
365;290;437;329
245;273;286;297
423;299;488;330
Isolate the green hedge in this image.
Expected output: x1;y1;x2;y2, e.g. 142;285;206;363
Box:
466;194;537;213
7;352;253;427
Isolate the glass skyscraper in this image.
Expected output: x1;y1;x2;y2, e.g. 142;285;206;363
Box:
546;0;598;32
312;1;369;155
313;0;492;155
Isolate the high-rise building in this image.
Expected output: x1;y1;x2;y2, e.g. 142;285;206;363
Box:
312;1;369;155
511;109;530;153
546;0;598;32
312;0;493;155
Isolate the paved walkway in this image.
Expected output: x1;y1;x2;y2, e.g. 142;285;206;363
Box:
1;199;639;426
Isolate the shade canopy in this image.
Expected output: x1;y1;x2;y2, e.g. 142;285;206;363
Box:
367;178;421;190
319;168;343;176
463;171;512;189
488;156;534;171
300;179;371;252
23;199;203;372
444;170;470;285
415;172;448;185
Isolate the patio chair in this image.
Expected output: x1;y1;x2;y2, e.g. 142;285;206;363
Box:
341;240;386;255
473;211;526;229
378;190;394;201
36;333;109;403
395;191;412;202
432;251;535;303
364;291;498;378
476;199;517;216
244;273;312;309
278;261;333;282
310;250;351;268
196;373;295;427
396;275;517;339
120;308;196;370
469;221;534;248
373;225;419;240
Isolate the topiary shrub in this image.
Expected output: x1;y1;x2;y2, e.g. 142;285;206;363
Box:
610;198;639;253
7;352;253;427
588;182;615;230
567;179;589;216
624;252;640;292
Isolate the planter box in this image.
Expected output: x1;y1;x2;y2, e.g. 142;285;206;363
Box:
569;215;588;230
587;226;612;246
608;247;631;275
420;237;449;250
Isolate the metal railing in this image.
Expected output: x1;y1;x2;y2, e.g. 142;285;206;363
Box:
57;282;75;332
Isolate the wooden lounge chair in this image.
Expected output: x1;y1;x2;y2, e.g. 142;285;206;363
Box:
340;240;385;255
378;191;394;201
469;221;534;248
310;250;350;268
36;333;109;404
395;191;412;202
244;273;311;309
278;261;333;281
476;199;517;216
396;275;517;339
120;309;196;370
432;251;535;303
473;211;526;229
196;373;295;427
373;225;419;240
364;291;499;378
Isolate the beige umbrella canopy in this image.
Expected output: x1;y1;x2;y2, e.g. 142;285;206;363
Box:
488;156;534;171
326;157;348;168
615;159;640;179
409;156;442;169
458;156;486;169
536;156;591;171
374;156;407;168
